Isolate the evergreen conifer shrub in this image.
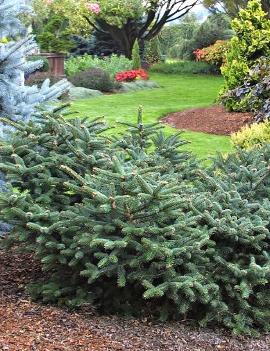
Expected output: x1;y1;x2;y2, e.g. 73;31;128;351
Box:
132;40;141;69
0;112;270;335
145;37;162;65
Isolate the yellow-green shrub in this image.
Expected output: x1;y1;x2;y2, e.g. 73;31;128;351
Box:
232;120;270;149
221;0;270;92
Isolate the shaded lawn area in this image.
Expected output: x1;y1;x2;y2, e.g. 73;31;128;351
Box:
72;73;233;158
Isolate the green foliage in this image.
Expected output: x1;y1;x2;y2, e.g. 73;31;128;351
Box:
65;54;132;77
169;42;195;61
93;0;144;28
27;56;50;72
221;0;270;93
232;120;270;149
69;68;117;92
150;61;217;75
203;0;270;19
132;40;141;69
192;14;232;54
145;37;162;65
36;14;75;53
0;111;270;335
163;13;232;61
221;56;270;121
164;14;200;60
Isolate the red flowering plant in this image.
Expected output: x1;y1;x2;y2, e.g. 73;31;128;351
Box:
193;49;204;62
115;69;148;82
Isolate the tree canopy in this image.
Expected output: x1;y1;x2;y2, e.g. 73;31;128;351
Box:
203;0;270;18
34;0;200;57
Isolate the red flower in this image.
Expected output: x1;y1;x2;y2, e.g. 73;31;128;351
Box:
115;69;149;82
193;49;204;61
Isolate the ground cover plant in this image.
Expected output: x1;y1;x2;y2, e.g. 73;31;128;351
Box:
0;111;269;336
72;73;231;157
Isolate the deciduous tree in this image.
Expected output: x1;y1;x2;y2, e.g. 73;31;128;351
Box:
203;0;270;18
36;0;200;58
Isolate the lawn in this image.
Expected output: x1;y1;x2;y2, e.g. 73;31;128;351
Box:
72;73;233;158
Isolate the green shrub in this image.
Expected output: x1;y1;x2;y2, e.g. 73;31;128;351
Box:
27;55;50;72
1;111;270;335
150;61;218;75
169;40;197;61
65;54;132;77
132;39;141;69
36;14;74;54
69;68;116;92
232;120;270;149
145;37;162;65
221;0;270;95
159;14;199;57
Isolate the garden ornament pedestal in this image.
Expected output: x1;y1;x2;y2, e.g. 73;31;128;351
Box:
40;53;65;77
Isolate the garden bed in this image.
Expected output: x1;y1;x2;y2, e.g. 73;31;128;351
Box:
0;248;269;351
162;105;254;135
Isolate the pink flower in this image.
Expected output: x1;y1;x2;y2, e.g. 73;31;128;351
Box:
86;3;101;14
45;0;54;4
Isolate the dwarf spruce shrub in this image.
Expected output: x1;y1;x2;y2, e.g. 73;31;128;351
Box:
0;111;270;335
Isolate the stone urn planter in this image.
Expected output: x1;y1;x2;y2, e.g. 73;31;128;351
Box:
40;52;65;78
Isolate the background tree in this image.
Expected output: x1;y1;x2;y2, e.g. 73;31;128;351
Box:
0;0;70;136
36;0;200;58
0;0;70;233
163;13;232;60
203;0;270;18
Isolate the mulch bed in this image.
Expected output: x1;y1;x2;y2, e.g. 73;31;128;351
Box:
0;248;269;351
162;105;254;135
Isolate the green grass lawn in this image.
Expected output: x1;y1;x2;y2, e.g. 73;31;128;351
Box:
72;73;233;158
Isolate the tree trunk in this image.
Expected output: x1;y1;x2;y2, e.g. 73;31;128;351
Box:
139;39;148;68
97;20;137;59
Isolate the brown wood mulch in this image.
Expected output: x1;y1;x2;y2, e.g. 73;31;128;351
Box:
161;106;254;135
0;248;269;351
